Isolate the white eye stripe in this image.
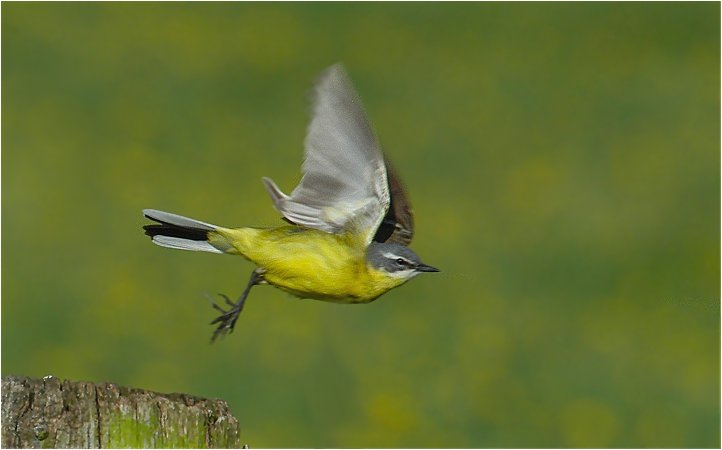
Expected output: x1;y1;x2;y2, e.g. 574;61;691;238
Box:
382;252;408;262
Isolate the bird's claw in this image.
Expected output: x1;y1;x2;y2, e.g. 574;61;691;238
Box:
209;293;243;342
207;270;262;343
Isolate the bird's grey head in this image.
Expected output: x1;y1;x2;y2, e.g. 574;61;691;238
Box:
366;242;440;280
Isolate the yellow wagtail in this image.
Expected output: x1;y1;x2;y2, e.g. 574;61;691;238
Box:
143;64;439;341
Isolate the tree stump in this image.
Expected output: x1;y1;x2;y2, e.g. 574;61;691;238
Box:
1;375;241;448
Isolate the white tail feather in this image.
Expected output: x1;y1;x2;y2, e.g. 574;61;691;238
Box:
143;209;218;230
152;235;224;253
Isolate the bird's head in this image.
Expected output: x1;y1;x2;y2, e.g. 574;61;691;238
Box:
366;241;439;282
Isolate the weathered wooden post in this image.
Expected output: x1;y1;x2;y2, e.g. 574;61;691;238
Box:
1;375;241;448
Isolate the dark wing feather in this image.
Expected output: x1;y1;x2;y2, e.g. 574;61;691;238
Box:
373;159;414;245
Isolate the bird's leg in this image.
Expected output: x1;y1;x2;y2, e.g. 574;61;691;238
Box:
210;269;264;342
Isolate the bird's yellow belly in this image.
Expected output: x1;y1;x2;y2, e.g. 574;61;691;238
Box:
220;226;387;302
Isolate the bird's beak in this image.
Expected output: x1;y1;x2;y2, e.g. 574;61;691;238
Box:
416;263;440;273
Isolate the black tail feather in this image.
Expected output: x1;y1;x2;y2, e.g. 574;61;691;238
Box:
143;223;210;241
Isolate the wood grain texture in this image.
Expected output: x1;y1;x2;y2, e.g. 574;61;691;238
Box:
1;375;241;448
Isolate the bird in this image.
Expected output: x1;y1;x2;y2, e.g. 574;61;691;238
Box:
142;64;439;342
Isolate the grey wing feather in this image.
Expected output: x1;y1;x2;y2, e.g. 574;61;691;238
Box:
264;64;390;245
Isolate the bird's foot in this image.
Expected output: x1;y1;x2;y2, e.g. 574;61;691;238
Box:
209;294;243;342
208;270;263;343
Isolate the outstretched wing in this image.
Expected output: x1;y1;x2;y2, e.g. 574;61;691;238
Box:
263;64;390;246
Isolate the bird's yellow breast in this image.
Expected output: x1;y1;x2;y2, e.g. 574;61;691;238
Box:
214;226;405;303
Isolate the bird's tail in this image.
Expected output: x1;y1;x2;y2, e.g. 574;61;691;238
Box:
142;209;236;254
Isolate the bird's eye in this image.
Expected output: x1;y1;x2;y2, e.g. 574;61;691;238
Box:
396;258;408;266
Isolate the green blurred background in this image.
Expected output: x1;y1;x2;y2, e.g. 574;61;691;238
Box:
3;3;719;448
